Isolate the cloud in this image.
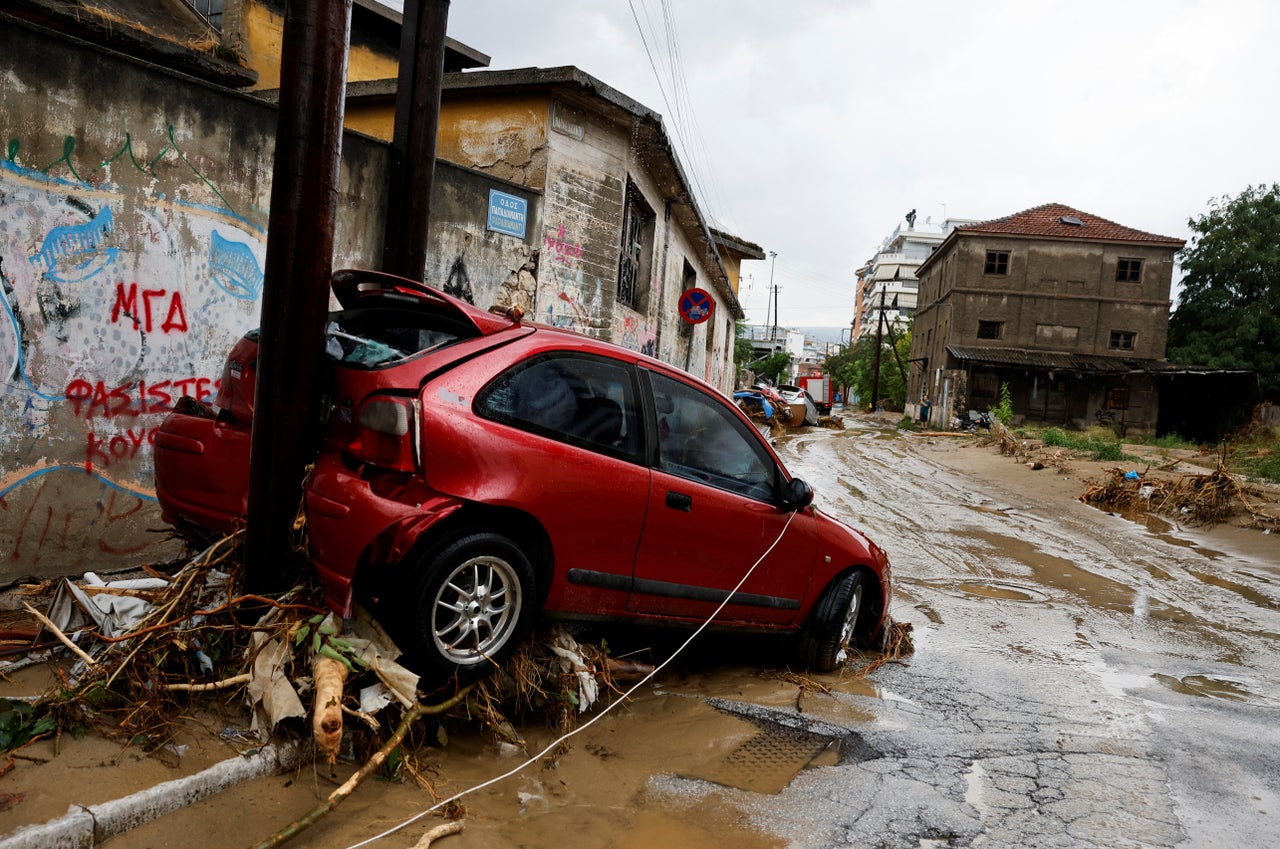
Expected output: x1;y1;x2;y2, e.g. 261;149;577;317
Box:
447;0;1280;325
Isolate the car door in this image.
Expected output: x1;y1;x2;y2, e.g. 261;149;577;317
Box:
627;368;818;627
428;347;652;619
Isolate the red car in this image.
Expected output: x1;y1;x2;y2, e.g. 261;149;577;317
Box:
155;270;891;682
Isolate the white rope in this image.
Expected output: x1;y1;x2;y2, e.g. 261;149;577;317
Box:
343;508;800;849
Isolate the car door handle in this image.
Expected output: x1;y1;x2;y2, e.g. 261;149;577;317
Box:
665;491;693;512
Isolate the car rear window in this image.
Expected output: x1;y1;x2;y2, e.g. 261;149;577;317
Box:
323;308;472;368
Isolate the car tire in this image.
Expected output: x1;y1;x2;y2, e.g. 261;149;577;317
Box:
797;570;870;672
402;532;537;683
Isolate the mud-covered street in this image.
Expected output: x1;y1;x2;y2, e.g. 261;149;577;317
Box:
9;420;1279;849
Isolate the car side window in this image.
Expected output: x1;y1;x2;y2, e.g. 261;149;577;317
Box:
648;372;777;501
476;354;641;458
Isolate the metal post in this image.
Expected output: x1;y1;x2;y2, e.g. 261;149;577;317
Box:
243;0;352;594
768;250;778;344
382;0;451;280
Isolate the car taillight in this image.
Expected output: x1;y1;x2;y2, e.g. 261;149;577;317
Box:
345;395;418;471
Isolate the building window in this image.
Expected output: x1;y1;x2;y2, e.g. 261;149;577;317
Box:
1109;330;1136;350
193;0;224;27
984;250;1009;275
617;182;654;311
679;260;697;337
1116;258;1143;282
977;320;1004;340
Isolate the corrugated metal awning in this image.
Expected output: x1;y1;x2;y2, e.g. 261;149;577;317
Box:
946;345;1175;374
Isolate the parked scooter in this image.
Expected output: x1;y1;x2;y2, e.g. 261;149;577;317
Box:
956;410;993;433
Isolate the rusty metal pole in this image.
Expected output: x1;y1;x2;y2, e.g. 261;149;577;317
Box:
244;0;352;594
382;0;451;280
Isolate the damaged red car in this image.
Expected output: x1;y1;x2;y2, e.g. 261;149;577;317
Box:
155;270;891;682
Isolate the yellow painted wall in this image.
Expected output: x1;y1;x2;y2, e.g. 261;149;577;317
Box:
436;97;549;186
240;2;399;93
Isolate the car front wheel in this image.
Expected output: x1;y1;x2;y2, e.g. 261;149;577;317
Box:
404;532;537;683
797;570;871;672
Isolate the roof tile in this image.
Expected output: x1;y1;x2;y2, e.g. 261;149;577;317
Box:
957;203;1184;245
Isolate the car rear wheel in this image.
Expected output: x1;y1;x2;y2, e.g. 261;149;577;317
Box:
403;533;537;683
797;570;870;672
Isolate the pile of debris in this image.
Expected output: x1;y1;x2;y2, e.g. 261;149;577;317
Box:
1079;465;1279;530
2;533;913;847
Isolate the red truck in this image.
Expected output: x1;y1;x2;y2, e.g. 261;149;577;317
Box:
798;375;834;415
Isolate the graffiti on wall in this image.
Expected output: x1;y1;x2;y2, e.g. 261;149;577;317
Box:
544;224;583;266
616;314;656;358
1;130;265;570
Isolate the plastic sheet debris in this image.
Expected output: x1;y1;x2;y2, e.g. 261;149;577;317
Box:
548;627;598;712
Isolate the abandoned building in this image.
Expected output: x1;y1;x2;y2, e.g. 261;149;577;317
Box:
907;203;1194;436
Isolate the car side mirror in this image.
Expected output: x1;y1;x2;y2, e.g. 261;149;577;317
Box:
783;477;814;510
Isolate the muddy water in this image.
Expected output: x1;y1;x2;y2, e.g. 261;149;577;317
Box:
7;420;1279;848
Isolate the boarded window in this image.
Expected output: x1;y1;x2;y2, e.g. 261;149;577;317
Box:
1035;324;1079;345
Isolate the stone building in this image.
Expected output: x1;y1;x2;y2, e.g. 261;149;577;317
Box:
907;203;1185;434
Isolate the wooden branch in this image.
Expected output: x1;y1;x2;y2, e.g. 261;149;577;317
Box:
248;683;476;849
163;673;251;692
23;603;96;667
412;821;464;848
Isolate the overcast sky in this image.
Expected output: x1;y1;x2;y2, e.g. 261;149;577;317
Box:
433;0;1279;328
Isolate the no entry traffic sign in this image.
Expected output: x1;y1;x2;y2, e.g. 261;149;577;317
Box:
678;287;714;324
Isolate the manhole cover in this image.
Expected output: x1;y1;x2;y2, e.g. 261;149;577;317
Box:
679;724;834;794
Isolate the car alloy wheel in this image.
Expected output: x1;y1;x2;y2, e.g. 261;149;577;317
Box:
407;532;537;682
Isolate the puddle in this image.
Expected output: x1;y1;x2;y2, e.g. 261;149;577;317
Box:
1187;568;1280;610
954;580;1050;602
914;577;1049;604
965;531;1136;613
1152;673;1257;703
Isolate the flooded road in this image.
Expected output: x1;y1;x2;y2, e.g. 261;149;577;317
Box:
99;420;1279;849
761;420;1280;848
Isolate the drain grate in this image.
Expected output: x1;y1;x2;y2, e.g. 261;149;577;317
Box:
679;724;835;794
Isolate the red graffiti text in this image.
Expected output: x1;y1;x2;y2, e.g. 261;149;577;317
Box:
65;377;219;420
111;282;189;333
83;427;159;472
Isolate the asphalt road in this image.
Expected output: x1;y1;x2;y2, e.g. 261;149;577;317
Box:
716;422;1280;848
13;420;1276;849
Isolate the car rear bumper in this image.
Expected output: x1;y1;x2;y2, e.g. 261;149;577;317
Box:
305;453;464;617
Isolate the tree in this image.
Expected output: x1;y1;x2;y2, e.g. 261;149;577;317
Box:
1168;183;1280;396
733;322;755;366
825;331;910;410
755;352;791;385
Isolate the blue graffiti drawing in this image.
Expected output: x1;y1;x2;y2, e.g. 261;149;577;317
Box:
29;206;117;283
210;230;264;300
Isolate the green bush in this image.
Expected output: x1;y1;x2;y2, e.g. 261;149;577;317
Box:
990;382;1014;425
1038;426;1128;461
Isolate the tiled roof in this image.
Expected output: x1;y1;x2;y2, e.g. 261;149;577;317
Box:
956;203;1184;245
947;345;1177;373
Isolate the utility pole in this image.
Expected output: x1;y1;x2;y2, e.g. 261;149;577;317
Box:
243;0;352;594
870;284;886;411
382;0;451;280
768;250;778;345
